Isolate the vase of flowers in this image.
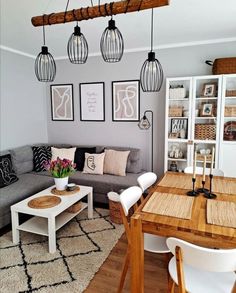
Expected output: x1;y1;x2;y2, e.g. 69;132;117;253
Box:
45;158;76;191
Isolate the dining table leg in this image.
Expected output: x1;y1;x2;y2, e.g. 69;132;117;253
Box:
131;214;144;293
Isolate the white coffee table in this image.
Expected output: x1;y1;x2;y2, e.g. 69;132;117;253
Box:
11;185;93;253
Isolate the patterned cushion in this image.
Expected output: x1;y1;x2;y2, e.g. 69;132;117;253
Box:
0;154;18;188
32;146;52;172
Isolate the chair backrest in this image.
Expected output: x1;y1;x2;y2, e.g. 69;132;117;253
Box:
119;186;143;216
184;166;224;176
167;237;236;272
137;172;157;192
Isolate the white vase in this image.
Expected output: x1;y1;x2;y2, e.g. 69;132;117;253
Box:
54;177;69;191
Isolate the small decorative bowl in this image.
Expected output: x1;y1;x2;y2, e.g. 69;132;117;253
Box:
66;183;76;191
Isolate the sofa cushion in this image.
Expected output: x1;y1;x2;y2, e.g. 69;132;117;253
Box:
51;147;76;162
10;146;33;174
74;147;96;171
32;146;52;172
104;149;130;176
83;153;105;175
105;147;142;173
0;154;18;188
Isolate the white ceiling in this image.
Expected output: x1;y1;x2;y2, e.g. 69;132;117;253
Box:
1;0;236;58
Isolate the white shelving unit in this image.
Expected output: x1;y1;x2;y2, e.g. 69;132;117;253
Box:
164;75;233;174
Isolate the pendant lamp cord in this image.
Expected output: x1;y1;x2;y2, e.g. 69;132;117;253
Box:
151;8;153;52
43;14;46;45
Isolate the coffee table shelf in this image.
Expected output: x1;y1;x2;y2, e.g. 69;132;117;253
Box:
17;203;88;236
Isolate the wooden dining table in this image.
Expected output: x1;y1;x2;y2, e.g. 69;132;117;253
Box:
130;172;236;293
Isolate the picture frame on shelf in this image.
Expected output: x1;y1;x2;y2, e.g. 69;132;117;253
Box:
171;118;188;139
50;84;74;121
79;82;105;121
201;82;217;97
112;80;140;121
200;103;213;117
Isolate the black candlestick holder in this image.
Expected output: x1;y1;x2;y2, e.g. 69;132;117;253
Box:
197;180;209;194
204;174;217;199
187;177;199;196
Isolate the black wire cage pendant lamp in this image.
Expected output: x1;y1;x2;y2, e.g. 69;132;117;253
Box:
100;3;124;63
140;9;163;92
35;16;56;82
67;10;88;64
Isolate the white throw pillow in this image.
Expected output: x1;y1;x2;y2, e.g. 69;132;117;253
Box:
51;147;76;162
83;153;105;175
103;149;130;176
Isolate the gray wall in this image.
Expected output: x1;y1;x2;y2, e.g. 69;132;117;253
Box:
47;41;236;175
0;50;48;151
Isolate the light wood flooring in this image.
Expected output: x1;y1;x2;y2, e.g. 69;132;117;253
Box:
85;233;170;293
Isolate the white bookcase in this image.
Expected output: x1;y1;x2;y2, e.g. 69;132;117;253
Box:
165;74;236;177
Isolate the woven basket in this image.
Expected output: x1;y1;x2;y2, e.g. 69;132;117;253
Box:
196;154;212;162
225;106;236;117
195;124;216;140
66;201;82;213
226;90;236;97
212;58;236;74
169;107;183;117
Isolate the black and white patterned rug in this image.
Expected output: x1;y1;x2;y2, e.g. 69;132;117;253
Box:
0;208;124;293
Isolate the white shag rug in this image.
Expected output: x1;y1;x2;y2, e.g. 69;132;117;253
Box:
0;208;124;293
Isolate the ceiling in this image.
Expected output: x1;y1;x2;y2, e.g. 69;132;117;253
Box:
1;0;236;58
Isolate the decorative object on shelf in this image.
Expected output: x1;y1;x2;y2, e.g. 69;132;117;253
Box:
112;80;140;121
224;121;236;141
45;158;76;191
67;15;88;64
197;148;212;162
169;106;183;117
205;58;236;75
171;118;188;139
169;144;183;159
195;123;216;140
35;15;56;82
138;110;153;171
224;105;236;117
169;85;186;99
187;151;199;196
100;3;124;62
79;82;105;121
201;82;217;97
200;103;214;117
140;9;163;92
169;161;178;172
50;84;74;121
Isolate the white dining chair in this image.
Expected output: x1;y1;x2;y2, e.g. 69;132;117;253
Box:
166;237;236;293
117;186;170;293
137;172;169;253
184;166;224;176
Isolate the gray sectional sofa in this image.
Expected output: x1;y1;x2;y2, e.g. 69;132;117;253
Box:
0;144;144;229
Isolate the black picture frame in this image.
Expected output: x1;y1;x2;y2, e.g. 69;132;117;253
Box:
50;84;74;121
79;82;105;121
112;80;140;122
171;118;188;138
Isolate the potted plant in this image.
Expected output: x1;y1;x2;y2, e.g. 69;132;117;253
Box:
45;158;76;191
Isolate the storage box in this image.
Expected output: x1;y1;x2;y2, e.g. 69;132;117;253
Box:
169;87;186;99
226;90;236;97
169;107;183;117
195;124;216;140
224;105;236;117
212;57;236;75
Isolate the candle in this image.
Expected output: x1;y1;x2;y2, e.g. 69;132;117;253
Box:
193;151;197;179
203;155;206;181
210;147;215;174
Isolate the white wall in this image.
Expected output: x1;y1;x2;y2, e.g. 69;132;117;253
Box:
46;41;236;176
0;50;48;151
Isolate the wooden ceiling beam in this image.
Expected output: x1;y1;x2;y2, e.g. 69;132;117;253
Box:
31;0;169;27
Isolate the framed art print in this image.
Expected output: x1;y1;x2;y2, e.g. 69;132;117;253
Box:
50;84;74;121
79;82;105;121
112;80;140;121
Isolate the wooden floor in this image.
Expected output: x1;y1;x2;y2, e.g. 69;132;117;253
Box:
85;233;170;293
